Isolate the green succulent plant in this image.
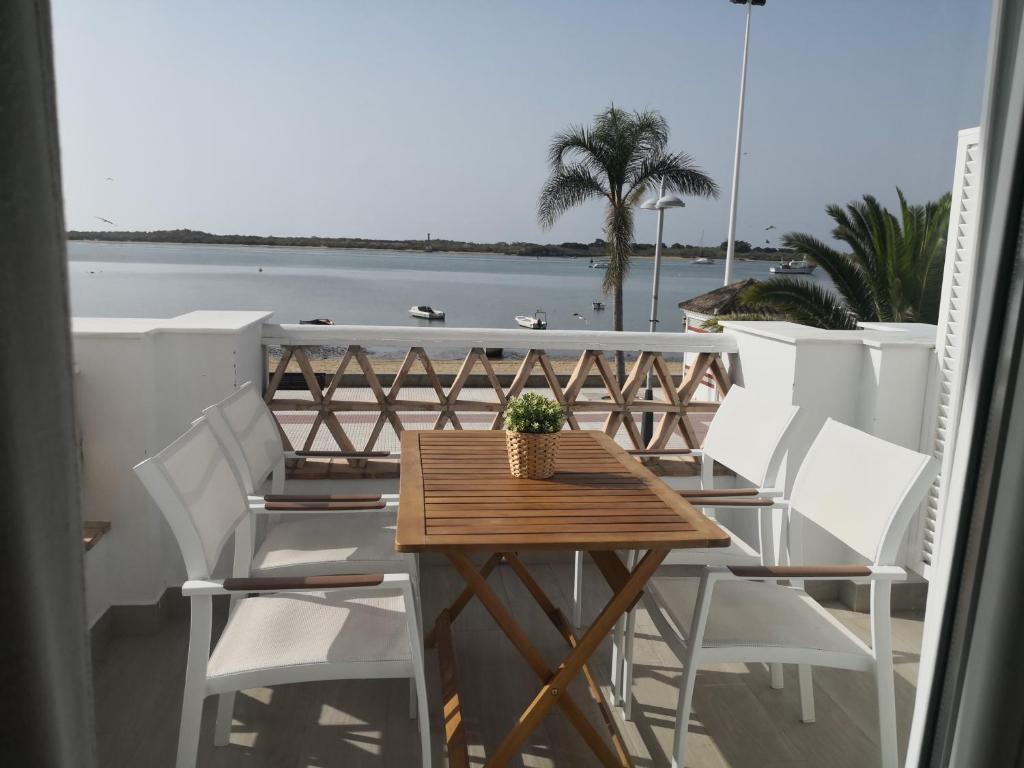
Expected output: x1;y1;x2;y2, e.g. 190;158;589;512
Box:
503;393;565;435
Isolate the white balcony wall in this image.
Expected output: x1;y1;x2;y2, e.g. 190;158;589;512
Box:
721;320;937;573
73;311;270;627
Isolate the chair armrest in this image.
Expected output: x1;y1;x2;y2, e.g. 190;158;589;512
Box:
260;499;387;512
680;488;759;498
726;565;906;582
627;448;697;457
182;572;409;596
264;493;383;503
686;497;776;507
287;450;392;459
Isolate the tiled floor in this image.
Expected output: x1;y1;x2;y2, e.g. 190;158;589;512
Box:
93;562;923;767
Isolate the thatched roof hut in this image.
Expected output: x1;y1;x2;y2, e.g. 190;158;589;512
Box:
678;278;779;330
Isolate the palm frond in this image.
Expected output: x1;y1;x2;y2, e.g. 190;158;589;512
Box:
537;164;608;229
625;151;719;203
742;278;859;330
781;232;874;319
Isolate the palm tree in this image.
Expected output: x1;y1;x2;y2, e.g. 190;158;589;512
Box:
743;190;952;329
537;106;718;382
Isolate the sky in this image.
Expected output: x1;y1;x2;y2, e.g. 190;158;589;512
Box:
52;0;991;248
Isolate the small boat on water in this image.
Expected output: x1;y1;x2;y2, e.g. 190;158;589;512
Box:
592;301;605;311
770;259;817;275
515;310;547;330
589;261;609;269
409;305;446;320
300;318;333;325
693;257;714;265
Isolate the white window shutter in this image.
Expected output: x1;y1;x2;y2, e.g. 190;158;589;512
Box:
913;127;982;578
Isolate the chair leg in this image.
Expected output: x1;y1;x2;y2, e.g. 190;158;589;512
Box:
213;692;236;746
622;606;638;720
871;583;897;768
572;550;584;629
770;662;784;690
876;657;898;768
414;671;431;767
178;596;213;768
798;665;816;722
672;573;714;768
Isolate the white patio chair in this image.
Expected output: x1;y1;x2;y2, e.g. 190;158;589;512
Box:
134;419;430;768
574;385;801;630
574;386;801;717
202;382;415;584
202;380;395;500
648;419;937;768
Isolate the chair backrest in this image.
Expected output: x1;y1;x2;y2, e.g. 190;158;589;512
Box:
701;385;802;488
134;419;250;579
203;382;284;494
789;419;939;564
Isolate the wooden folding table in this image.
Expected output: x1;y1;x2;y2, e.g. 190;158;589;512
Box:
396;429;729;768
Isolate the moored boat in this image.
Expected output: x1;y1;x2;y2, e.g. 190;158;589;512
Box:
409;305;446;320
515;310;547;329
693;257;714;265
769;259;816;275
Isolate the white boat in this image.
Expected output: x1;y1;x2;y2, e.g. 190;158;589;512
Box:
515;310;547;330
409;305;445;320
589;261;609;269
693;257;714;265
770;259;817;275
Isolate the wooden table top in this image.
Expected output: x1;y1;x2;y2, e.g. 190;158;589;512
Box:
396;430;730;552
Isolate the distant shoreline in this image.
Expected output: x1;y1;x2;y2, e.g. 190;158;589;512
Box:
67;229;792;262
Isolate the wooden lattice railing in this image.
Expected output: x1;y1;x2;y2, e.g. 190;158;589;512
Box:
262;325;737;454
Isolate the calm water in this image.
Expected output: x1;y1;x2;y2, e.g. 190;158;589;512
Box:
68;241;830;331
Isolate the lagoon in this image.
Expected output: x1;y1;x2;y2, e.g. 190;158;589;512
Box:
68;241;831;332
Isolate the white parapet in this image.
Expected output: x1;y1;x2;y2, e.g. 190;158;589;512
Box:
73;311;271;626
720;320;937;572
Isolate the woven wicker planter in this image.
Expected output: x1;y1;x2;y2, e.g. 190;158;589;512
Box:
505;430;560;479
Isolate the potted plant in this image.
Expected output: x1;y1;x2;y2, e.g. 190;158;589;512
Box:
503;392;566;479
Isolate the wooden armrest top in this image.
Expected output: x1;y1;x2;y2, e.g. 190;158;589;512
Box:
728;565;873;578
264;493;383;503
679;488;759;498
293;450;391;458
223;574;385;591
263;500;387;511
627;448;693;456
83;521;111;552
688;497;774;507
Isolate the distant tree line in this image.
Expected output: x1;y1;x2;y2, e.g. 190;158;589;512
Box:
68;228;791;261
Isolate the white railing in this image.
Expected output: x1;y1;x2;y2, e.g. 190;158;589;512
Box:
261;324;736;454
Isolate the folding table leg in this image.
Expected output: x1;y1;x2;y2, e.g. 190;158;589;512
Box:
502;553;631;766
445;551;624;768
487;549;668;767
424;552;503;648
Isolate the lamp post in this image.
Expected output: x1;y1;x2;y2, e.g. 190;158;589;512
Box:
640;180;685;445
723;0;765;287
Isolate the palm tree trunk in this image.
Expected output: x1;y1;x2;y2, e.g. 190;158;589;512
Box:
613;279;625;384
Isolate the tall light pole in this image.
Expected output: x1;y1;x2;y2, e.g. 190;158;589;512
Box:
640;181;685;445
722;0;764;286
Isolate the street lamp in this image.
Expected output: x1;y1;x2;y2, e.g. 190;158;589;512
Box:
723;0;766;287
640;181;685;445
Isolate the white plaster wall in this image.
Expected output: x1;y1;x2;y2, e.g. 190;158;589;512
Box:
73;312;270;626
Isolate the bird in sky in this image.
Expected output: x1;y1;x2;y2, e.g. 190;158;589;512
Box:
765;225;776;230
95;216;116;226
